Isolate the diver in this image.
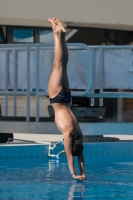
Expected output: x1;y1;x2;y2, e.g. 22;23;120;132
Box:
48;17;86;180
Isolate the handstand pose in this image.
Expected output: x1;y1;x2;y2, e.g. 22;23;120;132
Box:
48;17;86;180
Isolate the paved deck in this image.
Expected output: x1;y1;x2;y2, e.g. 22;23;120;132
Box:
13;133;133;143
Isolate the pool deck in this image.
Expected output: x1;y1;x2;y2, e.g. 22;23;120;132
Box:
13;133;63;142
13;133;133;143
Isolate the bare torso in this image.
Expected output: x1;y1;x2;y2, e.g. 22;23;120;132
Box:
52;103;82;139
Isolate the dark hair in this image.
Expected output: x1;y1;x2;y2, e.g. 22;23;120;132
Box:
72;138;83;156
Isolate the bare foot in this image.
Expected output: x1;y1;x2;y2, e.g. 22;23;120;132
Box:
48;17;66;33
53;17;66;32
48;18;58;32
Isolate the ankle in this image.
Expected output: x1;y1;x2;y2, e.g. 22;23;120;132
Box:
61;32;66;37
54;32;62;38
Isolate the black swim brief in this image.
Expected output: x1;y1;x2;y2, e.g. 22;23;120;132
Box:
49;87;71;104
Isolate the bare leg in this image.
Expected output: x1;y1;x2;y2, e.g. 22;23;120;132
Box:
49;18;69;90
48;18;64;98
61;32;69;88
54;18;69;88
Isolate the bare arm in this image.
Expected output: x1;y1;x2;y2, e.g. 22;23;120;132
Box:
63;134;86;180
78;153;86;179
63;134;75;174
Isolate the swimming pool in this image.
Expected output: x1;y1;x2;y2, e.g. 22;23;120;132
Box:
0;142;133;199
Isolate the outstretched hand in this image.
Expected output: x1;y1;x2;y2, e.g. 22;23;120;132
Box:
72;174;86;180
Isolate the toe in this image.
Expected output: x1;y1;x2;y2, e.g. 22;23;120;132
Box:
48;18;52;23
48;18;56;26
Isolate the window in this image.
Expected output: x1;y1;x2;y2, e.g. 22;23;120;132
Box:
7;26;54;43
13;29;34;43
0;27;6;43
0;33;3;42
39;30;54;43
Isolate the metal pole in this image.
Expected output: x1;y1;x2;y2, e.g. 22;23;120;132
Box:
90;49;95;106
26;47;30;122
117;89;124;122
99;49;104;106
5;50;8;116
14;50;17;116
36;46;40;122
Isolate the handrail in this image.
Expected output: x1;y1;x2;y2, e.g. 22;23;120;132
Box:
0;43;92;121
7;138;65;159
7;137;51;144
0;43;133;121
89;45;133;49
0;43;92;98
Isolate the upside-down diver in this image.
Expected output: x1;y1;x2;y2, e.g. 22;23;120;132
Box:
48;17;86;180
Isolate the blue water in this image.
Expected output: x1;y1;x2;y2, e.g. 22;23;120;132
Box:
0;158;133;200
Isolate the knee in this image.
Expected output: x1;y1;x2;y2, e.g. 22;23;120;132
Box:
53;59;63;67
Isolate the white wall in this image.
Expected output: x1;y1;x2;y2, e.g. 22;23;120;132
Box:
0;0;133;30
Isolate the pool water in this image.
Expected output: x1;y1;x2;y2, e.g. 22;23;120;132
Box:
0;158;133;200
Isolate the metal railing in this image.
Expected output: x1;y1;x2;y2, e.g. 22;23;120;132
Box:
7;138;65;159
0;43;133;121
0;43;92;121
87;46;133;99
